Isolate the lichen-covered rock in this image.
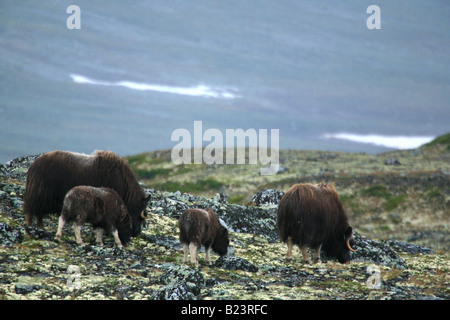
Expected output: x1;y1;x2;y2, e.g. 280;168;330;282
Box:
142;234;183;251
349;232;407;269
0;182;26;216
213;256;258;272
248;188;284;206
153;281;196;300
14;284;42;295
216;204;279;243
1;154;41;182
0;223;24;246
384;240;434;255
159;264;204;296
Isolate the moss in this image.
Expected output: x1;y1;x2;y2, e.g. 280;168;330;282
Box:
362;185;391;199
228;194;245;204
423;133;450;147
153;178;224;194
125;153;149;166
385;194;407;211
133;167;173;180
425;187;442;199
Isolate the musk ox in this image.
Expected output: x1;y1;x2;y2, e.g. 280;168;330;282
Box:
277;183;357;264
179;208;229;266
55;186;132;247
23;150;150;236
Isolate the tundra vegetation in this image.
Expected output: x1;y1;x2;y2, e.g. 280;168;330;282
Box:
0;134;448;300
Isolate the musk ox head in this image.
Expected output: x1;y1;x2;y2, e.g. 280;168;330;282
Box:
331;226;357;264
211;224;229;256
130;194;151;237
116;203;133;246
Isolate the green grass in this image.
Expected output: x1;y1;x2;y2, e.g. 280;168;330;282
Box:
424;133;450;147
362;185;391;199
424;132;450;151
385;194;407;211
126;153;148;166
133;167;173;180
229;194;246;204
153;178;224;194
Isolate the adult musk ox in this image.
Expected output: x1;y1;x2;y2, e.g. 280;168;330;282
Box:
24;150;150;236
179;208;229;267
55;186;132;247
277;183;357;264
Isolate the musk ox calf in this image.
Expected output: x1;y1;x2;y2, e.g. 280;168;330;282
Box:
55;186;133;247
24;150;150;236
277;183;357;264
179;208;229;267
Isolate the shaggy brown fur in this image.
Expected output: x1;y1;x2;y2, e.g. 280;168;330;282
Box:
24;150;150;236
277;183;356;264
179;208;229;266
55;186;132;247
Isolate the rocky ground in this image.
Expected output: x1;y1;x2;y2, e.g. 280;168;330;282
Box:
0;136;449;300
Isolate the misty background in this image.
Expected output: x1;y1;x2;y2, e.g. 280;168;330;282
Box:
1;1;449;163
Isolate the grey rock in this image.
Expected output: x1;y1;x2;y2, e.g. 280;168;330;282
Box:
0;222;24;246
1;154;41;182
159;264;204;296
153;281;196;300
143;234;183;251
249;188;284;206
213;256;258;272
14;284;42;294
384;240;434;255
384;158;401;166
349;232;407;269
212;193;228;204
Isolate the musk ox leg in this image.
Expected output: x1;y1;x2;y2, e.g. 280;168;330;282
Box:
312;245;322;264
25;212;45;229
205;245;211;265
286;237;294;259
74;224;84;245
95;228;104;246
111;229;123;248
36;216;45;230
300;245;313;264
189;242;200;267
182;243;189;263
25;212;33;227
55;216;65;241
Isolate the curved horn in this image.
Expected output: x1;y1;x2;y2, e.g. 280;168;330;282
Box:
346;238;357;252
141;210;150;220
